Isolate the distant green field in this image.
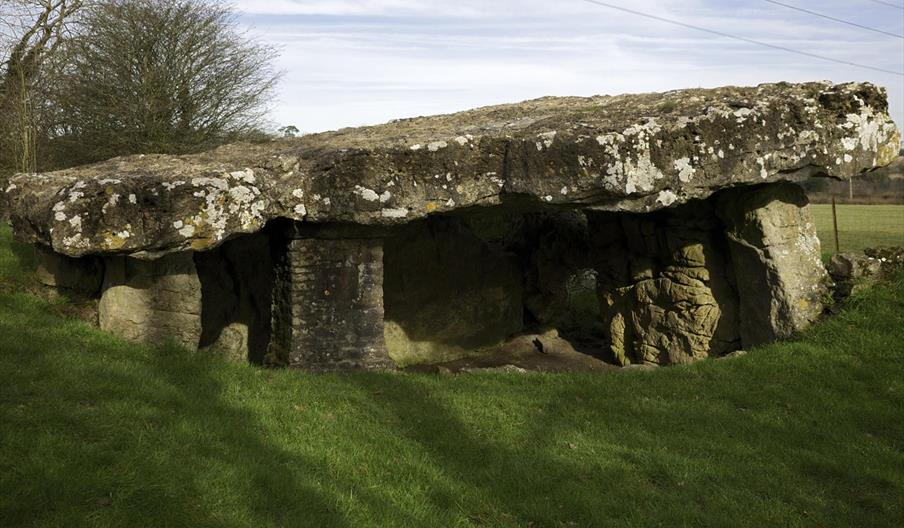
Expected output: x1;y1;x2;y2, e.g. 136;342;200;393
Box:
810;204;904;257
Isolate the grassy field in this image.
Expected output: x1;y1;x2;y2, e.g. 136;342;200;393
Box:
2;224;904;527
810;204;904;257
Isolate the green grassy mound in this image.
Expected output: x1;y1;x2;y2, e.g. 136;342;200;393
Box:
1;224;903;527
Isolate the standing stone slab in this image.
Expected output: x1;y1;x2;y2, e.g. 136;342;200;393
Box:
99;253;202;350
34;245;103;296
716;183;830;346
589;204;740;366
272;229;393;370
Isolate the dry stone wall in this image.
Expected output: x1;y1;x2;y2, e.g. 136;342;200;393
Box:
270;225;393;370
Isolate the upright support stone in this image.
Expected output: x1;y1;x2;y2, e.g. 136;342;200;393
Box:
98;252;202;350
195;232;274;363
716;183;830;347
34;245;103;296
272;224;393;370
587;204;740;366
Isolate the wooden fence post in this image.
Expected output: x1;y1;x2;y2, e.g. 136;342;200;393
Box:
831;196;840;254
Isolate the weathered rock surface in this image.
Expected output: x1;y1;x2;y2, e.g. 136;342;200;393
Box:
827;246;904;300
407;329;618;374
195;232;274;363
98;253;202;350
34;245;103;296
270;224;393;370
589;203;740;365
716;183;829;346
504;210;591;327
383;216;523;366
2;81;899;258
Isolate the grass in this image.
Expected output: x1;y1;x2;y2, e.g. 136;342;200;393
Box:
2;224;904;527
810;204;904;258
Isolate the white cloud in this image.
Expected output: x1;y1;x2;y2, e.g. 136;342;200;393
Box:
237;0;904;135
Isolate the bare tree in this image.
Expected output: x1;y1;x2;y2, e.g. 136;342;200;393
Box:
0;0;83;173
52;0;280;163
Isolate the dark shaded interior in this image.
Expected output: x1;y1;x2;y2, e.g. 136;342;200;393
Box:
382;215;524;358
194;188;793;368
195;227;275;364
381;194;746;367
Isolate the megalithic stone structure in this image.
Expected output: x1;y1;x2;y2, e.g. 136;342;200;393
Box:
3;81;900;369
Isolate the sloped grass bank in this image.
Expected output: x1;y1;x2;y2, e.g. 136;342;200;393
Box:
1;224;903;527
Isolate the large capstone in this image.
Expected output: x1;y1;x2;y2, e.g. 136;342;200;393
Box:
4;82;898;259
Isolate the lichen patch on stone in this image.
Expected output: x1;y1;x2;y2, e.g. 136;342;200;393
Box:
674;157;695;183
656;190;678;206
354;186;380;202
536;131;557;150
381;207;408;218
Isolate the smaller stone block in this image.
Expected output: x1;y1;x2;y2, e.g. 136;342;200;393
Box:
277;233;393;370
827;247;903;300
34;245;103;296
99;252;202;350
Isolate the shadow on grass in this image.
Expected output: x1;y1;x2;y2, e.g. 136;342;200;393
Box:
2;270;904;526
318;328;904;525
1;292;653;525
1;294;434;526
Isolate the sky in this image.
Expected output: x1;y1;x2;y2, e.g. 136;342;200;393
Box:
232;0;904;136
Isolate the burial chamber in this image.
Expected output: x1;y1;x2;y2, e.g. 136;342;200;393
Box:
3;81;900;369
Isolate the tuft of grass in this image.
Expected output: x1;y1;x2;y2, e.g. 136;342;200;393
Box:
1;223;904;527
